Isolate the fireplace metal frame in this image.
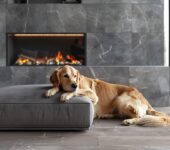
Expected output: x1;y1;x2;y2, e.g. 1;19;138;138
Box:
6;33;87;66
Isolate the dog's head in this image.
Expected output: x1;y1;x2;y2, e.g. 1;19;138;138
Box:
50;65;80;92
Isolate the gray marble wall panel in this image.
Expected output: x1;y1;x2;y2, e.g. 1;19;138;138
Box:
0;66;129;87
0;5;5;33
0;0;6;4
0;59;5;66
82;0;163;4
0;67;50;87
7;0;13;4
0;33;6;66
6;4;86;33
26;5;64;32
86;4;132;33
53;5;86;32
6;5;28;32
129;67;169;107
87;32;164;65
132;4;164;34
87;33;132;66
75;66;129;84
131;32;164;65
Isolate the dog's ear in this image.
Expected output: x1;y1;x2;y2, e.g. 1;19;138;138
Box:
76;70;81;83
50;68;61;87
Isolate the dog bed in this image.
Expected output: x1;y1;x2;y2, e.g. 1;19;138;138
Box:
0;84;94;130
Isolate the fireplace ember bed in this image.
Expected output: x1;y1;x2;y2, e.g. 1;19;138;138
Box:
7;33;86;66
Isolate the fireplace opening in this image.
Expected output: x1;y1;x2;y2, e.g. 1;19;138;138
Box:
7;33;86;66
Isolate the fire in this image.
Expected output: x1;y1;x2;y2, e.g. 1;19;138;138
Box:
66;55;78;64
21;58;29;64
16;58;31;65
55;51;63;63
15;51;81;65
55;51;78;64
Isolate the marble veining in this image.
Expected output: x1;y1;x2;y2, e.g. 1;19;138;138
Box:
132;4;163;34
6;4;87;33
86;4;132;33
87;33;132;66
87;32;164;66
6;5;29;32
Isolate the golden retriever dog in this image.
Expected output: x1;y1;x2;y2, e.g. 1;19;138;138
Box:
46;65;170;127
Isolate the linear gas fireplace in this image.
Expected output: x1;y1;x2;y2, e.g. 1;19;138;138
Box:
7;33;86;66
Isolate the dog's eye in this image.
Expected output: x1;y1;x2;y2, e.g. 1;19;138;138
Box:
74;75;77;77
64;74;69;78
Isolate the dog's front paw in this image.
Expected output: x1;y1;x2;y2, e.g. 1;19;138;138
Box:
122;119;134;126
45;89;57;97
60;93;73;102
91;96;99;105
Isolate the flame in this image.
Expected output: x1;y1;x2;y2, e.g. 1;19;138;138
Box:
16;51;81;65
56;51;63;63
17;58;30;65
66;55;78;64
55;51;78;64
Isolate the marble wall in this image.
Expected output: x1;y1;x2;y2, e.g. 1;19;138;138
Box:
0;0;5;4
0;0;169;106
129;67;169;107
0;0;165;66
82;0;163;4
0;4;6;66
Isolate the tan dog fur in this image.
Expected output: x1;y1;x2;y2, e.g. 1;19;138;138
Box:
46;65;170;127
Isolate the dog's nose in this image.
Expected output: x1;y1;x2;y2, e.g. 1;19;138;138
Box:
71;84;77;89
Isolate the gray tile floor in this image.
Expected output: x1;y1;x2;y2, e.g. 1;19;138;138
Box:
0;107;170;150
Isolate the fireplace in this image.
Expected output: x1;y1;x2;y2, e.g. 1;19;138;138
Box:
7;33;86;66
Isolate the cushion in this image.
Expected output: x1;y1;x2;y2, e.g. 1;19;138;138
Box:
0;84;94;130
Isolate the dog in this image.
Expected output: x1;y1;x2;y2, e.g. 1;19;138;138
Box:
46;65;170;127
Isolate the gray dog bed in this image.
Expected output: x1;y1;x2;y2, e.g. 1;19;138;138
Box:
0;84;94;130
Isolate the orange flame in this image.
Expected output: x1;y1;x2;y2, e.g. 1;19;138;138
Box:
16;51;81;65
66;55;77;64
56;51;63;63
17;58;30;64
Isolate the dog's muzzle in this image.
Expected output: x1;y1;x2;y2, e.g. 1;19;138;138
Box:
71;83;77;89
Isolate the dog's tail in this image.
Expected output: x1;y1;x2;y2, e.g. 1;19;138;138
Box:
137;108;170;127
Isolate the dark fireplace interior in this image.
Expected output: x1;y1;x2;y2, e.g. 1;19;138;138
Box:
14;0;81;4
7;33;86;66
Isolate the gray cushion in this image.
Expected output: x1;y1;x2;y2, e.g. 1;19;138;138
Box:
0;84;94;130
